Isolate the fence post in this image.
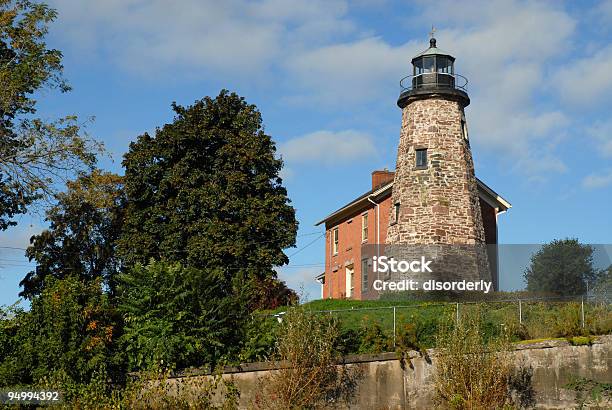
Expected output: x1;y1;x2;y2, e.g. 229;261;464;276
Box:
581;297;585;328
456;302;460;325
393;306;396;347
519;299;522;325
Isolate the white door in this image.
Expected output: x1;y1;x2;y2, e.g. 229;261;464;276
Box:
345;266;354;298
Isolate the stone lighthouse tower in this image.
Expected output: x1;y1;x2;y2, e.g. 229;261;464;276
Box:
385;37;490;283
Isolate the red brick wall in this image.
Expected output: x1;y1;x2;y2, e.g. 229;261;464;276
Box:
323;207;369;299
480;199;497;245
322;191;498;299
371;170;394;190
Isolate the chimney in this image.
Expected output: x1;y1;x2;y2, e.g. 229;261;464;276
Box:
371;169;394;190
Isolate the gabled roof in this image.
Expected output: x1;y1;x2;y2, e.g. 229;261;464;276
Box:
315;177;511;227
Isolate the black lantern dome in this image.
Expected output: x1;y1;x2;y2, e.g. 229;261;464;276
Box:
398;38;469;108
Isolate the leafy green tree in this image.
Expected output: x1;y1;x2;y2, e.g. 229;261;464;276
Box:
524;239;598;296
117;260;247;371
20;170;124;298
118;90;298;303
0;276;120;387
0;0;101;229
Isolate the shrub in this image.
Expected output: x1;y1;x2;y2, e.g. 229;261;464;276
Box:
0;276;120;387
434;312;530;409
357;316;391;354
585;303;612;335
252;307;362;409
565;377;612;409
238;314;277;362
117;261;248;372
335;328;361;355
551;303;585;337
395;314;438;355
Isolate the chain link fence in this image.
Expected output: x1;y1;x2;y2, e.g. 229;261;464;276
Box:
270;294;612;348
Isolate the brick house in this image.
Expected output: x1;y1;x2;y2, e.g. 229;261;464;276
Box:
315;170;510;300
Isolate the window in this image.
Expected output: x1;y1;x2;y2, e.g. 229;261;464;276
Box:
361;213;368;242
422;56;434;73
393;203;400;224
361;259;369;293
461;113;469;142
416;148;428;168
436;56;453;74
332;227;339;255
414;58;423;75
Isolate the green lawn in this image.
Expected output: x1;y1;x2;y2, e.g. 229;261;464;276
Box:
288;298;612;349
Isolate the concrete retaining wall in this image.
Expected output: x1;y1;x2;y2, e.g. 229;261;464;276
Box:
169;335;611;409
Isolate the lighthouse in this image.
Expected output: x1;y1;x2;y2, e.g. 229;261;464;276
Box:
385;36;491;284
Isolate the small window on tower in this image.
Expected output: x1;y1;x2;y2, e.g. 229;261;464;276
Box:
461;113;469;142
416;148;428;168
394;203;400;223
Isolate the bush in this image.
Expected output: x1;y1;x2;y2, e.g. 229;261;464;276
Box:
395;314;438;355
434;311;530;409
357;316;391;354
551;303;586;337
0;276;120;387
335;328;361;356
238;314;277;362
252;307;362;409
117;261;248;372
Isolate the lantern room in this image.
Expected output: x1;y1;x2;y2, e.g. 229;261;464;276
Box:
398;37;469;108
412;38;455;89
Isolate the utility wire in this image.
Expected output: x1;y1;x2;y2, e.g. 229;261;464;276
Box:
287;233;325;258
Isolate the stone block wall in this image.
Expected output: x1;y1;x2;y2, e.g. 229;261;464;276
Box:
386;96;489;282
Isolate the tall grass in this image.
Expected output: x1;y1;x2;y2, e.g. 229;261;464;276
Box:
434;311;533;409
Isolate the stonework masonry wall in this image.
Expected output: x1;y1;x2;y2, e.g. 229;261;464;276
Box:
386;96;489;282
387;97;484;245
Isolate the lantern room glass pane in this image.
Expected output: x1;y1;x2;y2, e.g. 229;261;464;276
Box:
422;56;434;73
437;57;453;74
414;58;423;75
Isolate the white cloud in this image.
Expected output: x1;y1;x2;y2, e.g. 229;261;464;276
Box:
48;0;353;77
285;37;419;104
47;0;581;180
595;0;612;23
587;120;612;158
582;169;612;189
279;129;377;165
554;45;612;105
276;266;322;301
420;1;574;178
283;0;575;177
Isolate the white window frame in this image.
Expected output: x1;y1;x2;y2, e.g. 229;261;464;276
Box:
332;227;339;255
361;213;368;242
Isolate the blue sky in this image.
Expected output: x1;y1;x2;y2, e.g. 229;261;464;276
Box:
1;0;612;304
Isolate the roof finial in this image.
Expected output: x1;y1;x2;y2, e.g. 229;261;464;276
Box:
429;25;436;48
